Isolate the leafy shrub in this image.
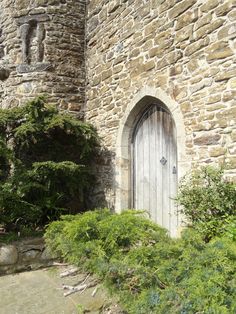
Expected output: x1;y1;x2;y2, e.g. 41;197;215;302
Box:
45;210;236;313
223;217;236;242
45;209;168;270
0;97;99;230
177;166;236;240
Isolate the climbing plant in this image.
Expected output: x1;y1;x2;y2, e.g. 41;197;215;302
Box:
0;97;99;231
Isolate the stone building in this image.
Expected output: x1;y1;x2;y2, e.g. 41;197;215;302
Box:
0;0;86;112
0;0;236;235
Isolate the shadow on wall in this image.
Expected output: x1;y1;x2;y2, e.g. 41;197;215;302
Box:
87;147;115;211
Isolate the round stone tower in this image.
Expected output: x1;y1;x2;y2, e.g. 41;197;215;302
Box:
0;0;86;113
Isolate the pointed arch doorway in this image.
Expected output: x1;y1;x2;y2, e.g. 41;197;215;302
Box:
131;103;178;236
115;88;188;238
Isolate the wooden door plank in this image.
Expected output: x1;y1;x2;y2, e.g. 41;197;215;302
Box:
143;113;150;213
134;119;144;209
155;108;163;226
169;122;178;237
149;107;157;222
161;110;170;231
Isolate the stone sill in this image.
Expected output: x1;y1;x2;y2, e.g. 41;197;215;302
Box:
17;63;52;73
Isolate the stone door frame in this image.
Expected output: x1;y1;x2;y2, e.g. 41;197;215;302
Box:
115;86;190;219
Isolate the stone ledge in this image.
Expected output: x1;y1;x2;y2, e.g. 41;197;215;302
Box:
17;63;52;73
16;14;50;25
0;237;57;276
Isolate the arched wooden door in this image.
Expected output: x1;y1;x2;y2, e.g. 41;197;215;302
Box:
132;104;178;237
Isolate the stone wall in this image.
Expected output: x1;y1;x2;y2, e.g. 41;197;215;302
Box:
85;0;236;208
0;237;56;275
0;0;235;210
0;0;86;113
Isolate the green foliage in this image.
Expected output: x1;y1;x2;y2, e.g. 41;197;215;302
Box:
45;209;168;271
0;97;99;230
223;217;236;242
177;166;236;240
77;304;86;314
45;209;236;313
0;228;44;244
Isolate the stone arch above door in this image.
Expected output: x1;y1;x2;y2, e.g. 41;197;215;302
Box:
115;86;189;235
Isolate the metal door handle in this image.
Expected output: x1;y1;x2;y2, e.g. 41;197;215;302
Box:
160;157;167;165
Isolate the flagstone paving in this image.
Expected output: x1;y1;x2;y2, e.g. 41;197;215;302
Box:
0;267;121;314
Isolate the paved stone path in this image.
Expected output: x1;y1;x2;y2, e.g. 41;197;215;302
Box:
0;267;121;314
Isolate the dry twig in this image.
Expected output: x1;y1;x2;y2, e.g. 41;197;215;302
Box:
63;281;98;297
60;267;79;278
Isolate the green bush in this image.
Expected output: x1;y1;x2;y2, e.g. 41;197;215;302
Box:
45;209;168;271
177;166;236;240
0;97;99;230
223;217;236;242
45;210;236;313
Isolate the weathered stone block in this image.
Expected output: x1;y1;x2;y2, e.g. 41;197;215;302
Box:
195;19;224;41
129;48;140;58
229;78;236;89
128;56;144;69
231;130;236;142
174;86;188;101
87;17;99;33
16;13;50;25
30;8;46;15
175;9;198;30
194;13;212;31
144;20;159;36
206;103;225;112
142;39;153;51
206;41;234;61
228;9;236;21
215;1;235;16
218;23;236;40
175;25;193;44
186;59;199;72
216;107;236;122
101;69;112;81
143;59;155;72
108;0;121;14
194;133;221;145
169;0;196;20
215;68;236;81
185;37;210;56
40;247;57;261
0;245;18;266
119;78;131;89
113;55;127;65
0;67;10;80
226;157;236;169
200;0;219;12
21;249;41;262
206;94;221;104
169;64;182;76
209;147;226;157
190;78;213;94
222;90;236;102
156;50;183;69
91;75;101;86
159;0;175;14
